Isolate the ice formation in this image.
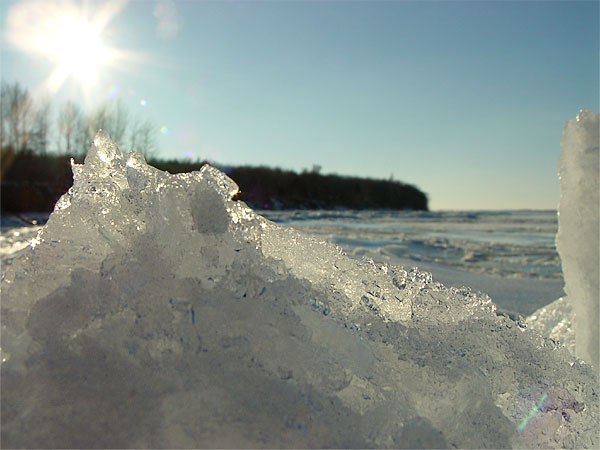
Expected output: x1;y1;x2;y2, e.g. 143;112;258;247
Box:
1;131;598;448
528;110;599;375
557;110;599;372
528;296;575;356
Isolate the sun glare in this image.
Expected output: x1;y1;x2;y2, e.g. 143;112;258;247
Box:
6;0;127;100
43;15;108;84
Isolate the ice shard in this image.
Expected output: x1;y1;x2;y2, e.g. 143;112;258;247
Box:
528;110;599;375
556;110;599;372
1;131;598;448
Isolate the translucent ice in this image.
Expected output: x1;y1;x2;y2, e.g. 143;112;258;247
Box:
557;110;599;372
527;296;575;355
1;131;598;448
528;110;599;374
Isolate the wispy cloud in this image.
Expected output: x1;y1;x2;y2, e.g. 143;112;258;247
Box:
153;0;183;40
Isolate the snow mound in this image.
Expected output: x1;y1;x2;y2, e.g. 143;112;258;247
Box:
1;131;598;448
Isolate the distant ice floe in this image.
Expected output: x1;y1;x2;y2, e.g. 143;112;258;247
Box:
1;130;597;448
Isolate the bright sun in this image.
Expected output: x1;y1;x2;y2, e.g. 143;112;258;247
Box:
6;0;127;98
42;14;109;84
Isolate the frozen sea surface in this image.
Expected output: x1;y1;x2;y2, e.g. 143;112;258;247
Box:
1;131;597;449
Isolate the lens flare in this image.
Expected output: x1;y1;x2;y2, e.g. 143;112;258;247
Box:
517;393;548;432
160;126;171;135
106;84;119;98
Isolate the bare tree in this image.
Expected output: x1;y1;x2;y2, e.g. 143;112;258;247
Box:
1;81;34;152
1;82;159;160
111;100;129;147
88;103;109;142
128;117;157;158
74;113;91;157
57;101;89;156
30;97;51;154
89;100;129;148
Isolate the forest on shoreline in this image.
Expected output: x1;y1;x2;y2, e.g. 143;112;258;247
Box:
1;81;428;213
1;150;428;212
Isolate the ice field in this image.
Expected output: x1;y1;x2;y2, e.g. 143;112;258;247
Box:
0;111;598;448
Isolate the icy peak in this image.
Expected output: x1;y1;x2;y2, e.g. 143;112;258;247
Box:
576;108;597;123
86;129;124;165
198;163;240;200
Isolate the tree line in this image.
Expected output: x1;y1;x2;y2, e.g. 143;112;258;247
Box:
1;81;156;158
1;80;429;213
148;160;429;211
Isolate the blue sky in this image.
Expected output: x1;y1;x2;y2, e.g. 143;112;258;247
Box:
2;0;598;210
